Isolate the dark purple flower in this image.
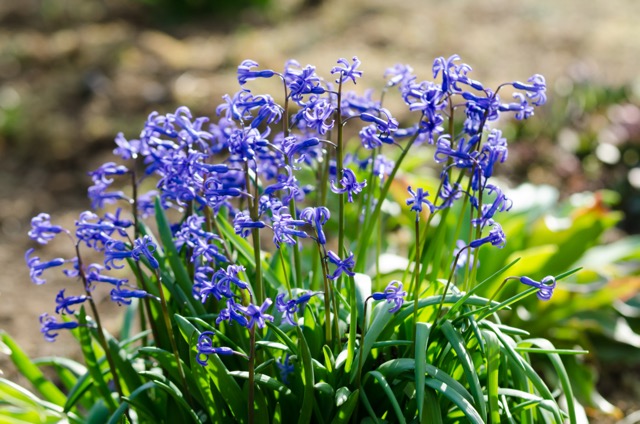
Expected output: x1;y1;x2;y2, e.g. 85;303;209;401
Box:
271;207;308;248
520;275;556;301
75;211;116;249
276;354;294;384
55;289;89;315
299;206;330;245
237;94;283;128
406;186;435;220
264;166;305;203
469;222;506;249
331;56;363;84
282;136;320;167
217;90;253;121
28;213;64;245
25;248;65;285
216;298;249;327
196;331;235;366
331;168;366;203
326;250;355;280
480;129;508;178
432;54;477;94
237;59;277;85
39;313;80;342
372;280;407;313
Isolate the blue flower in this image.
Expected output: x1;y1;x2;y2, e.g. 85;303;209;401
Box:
359;125;394;149
25;248;66;285
113;132;147;160
39;313;80;342
88;181;129;210
233;211;266;238
384;63;415;88
480;129;508;178
104;235;159;270
276;291;320;325
360;108;398;135
301;98;335;135
216;298;249;327
471;184;512;227
331;56;363;84
469;222;506;249
406;186;435;220
28;213;65;245
284;61;325;104
300;206;330;245
372;281;407;313
55;289;89;315
239;298;275;330
237;60;277;86
512;74;547;106
282;136;320;167
499;92;534;120
88;162;129;185
196;331;235;366
271;207;308;248
276;354;295;384
330;168;366;203
264;166;305;203
432;54;476;94
85;263;128;288
326;250;355;280
110;280;152;306
237;94;283;128
453;240;478;270
520;275;556;301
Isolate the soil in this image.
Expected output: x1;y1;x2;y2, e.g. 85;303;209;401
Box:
2;0;640;421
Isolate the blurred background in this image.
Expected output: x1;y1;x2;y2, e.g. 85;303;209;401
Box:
2;0;640;422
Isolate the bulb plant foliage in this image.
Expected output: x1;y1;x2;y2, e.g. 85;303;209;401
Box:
4;55;585;423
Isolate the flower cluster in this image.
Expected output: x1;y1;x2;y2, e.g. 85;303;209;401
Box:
24;54;551;398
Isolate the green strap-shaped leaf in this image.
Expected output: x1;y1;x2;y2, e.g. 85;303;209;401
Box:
0;331;67;407
414;322;430;422
425;378;483;424
297;327;315;424
440;321;487;420
363;371;406;424
482;329;501;424
330;389;359;424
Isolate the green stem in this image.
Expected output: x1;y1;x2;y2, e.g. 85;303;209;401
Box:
245;162;264;305
412;218;421;341
75;244;125;404
316;242;332;346
248;325;256;424
153;269;192;405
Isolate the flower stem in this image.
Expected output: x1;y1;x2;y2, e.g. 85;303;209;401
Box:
248;325;256;424
412;218;421;341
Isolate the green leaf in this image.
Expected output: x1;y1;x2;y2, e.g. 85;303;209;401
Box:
76;309;117;411
414;322;430;422
330;389;359;424
363;371;406;424
440;321;487;421
0;331;67;407
297;327;315;424
483;329;501;424
425;378;483;424
228;371;296;401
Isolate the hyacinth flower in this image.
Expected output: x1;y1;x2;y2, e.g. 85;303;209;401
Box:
331;56;363;84
276;354;295;384
233;211;266;238
469;222;506;249
406;186;435;221
195;331;237;366
54;289;89;315
330;168;367;203
284;61;326;104
326;250;356;280
216;298;249;327
520;275;556;301
276;291;321;326
104;235;159;270
110;280;154;306
28;213;65;244
237;59;277;86
371;281;407;313
271;207;308;248
40;313;80;342
300;206;330;245
25;248;66;285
